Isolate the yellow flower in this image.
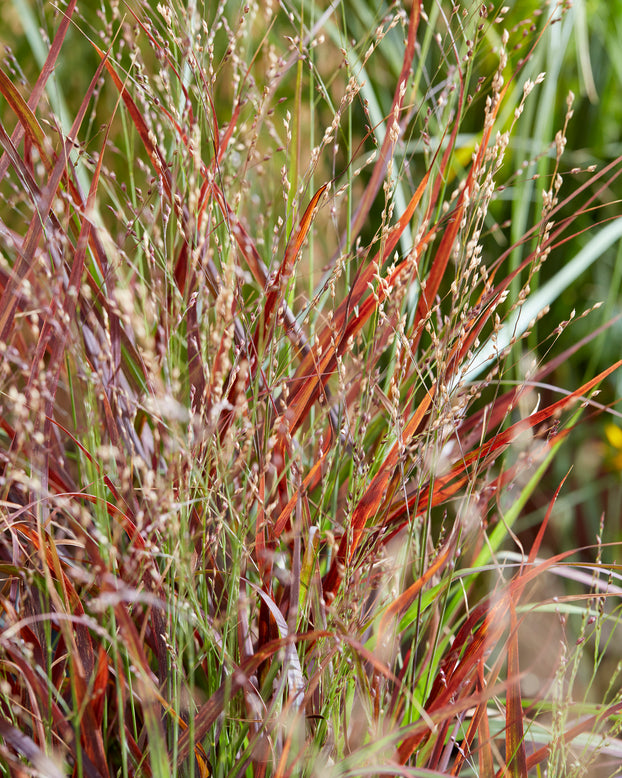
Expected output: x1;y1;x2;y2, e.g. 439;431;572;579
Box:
605;424;622;471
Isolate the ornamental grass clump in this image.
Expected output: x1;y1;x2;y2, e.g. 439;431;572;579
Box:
1;0;622;775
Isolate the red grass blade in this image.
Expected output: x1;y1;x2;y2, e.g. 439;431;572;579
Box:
475;662;495;777
322;382;436;596
0;0;78;180
251;183;328;370
378;524;459;637
348;0;422;243
0;718;65;778
505;602;528;778
384;360;622;535
524;702;622;772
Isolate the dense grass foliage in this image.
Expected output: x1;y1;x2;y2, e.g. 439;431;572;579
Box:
1;0;622;775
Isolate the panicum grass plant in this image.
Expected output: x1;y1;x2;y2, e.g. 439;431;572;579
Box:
1;0;622;775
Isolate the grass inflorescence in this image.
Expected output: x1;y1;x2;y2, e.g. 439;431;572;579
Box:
1;0;622;775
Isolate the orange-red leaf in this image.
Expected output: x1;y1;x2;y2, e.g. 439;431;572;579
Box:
505;602;527;778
